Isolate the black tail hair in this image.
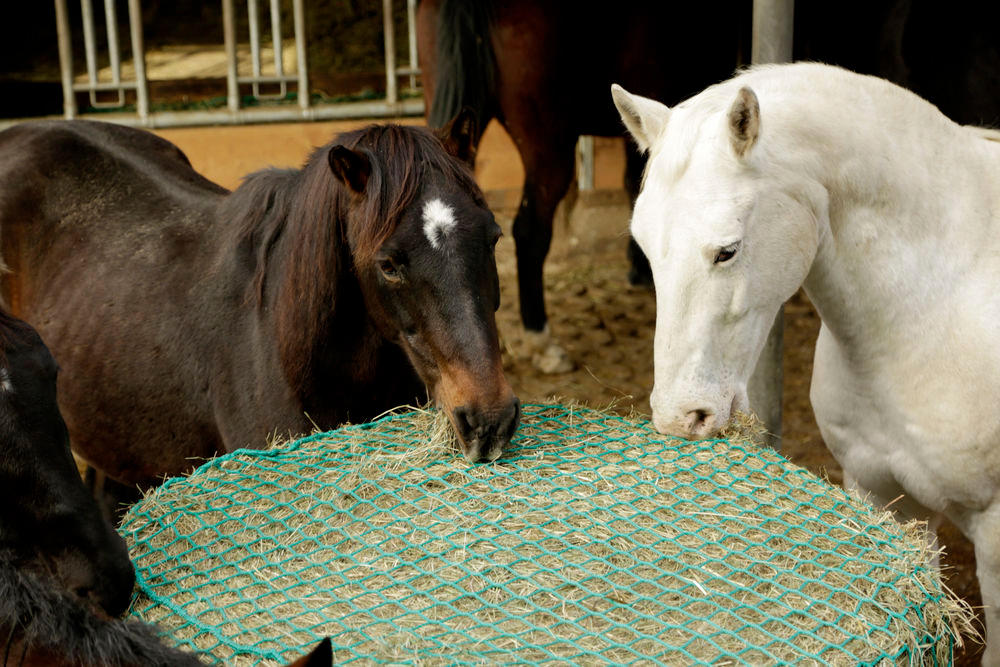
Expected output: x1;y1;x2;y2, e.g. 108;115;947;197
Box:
427;0;496;141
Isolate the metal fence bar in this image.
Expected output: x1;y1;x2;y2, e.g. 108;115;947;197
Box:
269;0;287;98
127;0;149;121
222;0;240;113
103;0;125;106
248;0;262;97
382;0;398;104
80;0;101;106
292;0;309;112
72;80;138;92
54;0;77;118
236;75;299;85
406;0;418;89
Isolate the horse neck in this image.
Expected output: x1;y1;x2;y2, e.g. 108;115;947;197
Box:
757;70;1000;353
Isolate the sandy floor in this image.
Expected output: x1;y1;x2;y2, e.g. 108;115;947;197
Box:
153;119;984;665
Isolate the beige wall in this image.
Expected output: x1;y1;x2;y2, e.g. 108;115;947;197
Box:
155;119;625;194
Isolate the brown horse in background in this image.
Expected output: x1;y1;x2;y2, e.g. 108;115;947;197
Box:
417;0;749;372
0;113;518;508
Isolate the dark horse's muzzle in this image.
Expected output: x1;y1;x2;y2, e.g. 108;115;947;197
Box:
453;398;521;463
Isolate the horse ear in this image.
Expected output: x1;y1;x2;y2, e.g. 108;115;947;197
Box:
437;107;478;166
611;84;670;153
728;86;760;158
327;146;371;194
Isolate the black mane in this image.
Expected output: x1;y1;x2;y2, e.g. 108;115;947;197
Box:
0;556;205;666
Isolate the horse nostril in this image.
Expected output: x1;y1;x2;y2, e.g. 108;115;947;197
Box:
685;409;716;438
501;399;521;442
453;406;476;442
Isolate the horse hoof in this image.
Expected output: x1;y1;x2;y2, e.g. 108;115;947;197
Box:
532;344;575;374
521;325;575;374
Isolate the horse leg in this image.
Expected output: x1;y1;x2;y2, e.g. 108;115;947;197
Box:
974;509;1000;665
624;140;653;287
85;465;143;525
511;138;576;374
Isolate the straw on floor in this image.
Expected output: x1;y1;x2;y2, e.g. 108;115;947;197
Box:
122;404;975;666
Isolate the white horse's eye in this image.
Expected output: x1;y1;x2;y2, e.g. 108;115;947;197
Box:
714;241;741;264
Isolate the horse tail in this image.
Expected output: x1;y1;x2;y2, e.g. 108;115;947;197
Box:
427;0;496;138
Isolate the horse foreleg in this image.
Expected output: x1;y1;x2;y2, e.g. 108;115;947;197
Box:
974;509;1000;666
511;142;576;374
624;140;652;287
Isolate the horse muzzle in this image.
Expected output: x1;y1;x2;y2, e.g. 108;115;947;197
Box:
651;387;746;441
451;398;521;462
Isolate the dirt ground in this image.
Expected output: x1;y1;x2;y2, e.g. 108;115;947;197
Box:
157;120;983;664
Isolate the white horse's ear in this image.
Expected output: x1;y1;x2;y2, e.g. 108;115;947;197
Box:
728;86;760;158
612;84;670;153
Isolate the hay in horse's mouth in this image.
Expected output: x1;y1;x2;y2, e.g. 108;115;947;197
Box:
122;404;976;666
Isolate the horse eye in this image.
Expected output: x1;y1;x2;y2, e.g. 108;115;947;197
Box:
714;242;740;264
378;258;402;281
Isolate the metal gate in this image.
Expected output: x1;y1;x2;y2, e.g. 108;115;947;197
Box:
45;0;423;129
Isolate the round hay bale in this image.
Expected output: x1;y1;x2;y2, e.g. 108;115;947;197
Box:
122;404;974;666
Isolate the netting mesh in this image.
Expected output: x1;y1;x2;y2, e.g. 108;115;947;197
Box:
122;404;967;666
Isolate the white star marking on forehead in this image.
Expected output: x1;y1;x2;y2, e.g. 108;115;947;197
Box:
0;368;12;393
422;198;457;249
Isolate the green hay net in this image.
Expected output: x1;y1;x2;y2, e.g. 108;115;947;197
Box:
122;404;970;666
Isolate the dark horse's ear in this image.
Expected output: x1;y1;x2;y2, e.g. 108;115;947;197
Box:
436;107;478;166
328;146;371;194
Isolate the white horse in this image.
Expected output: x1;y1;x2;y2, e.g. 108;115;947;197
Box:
612;62;1000;664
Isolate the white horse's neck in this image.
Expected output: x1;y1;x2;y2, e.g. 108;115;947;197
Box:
746;65;1000;358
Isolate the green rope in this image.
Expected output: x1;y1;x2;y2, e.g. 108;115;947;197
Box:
122;404;959;666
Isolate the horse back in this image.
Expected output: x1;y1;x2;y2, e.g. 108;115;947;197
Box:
0;121;235;481
0;121;225;309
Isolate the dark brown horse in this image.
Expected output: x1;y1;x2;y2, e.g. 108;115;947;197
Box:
0;307;134;624
0;306;171;664
417;0;749;371
0;114;519;501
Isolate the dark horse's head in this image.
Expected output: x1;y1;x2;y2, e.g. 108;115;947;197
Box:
325;112;519;461
0;309;135;619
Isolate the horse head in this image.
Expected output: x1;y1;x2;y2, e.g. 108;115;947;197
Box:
612;78;823;439
0;312;135;618
329;111;520;462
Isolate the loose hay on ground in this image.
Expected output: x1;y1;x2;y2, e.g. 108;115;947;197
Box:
122;404;975;666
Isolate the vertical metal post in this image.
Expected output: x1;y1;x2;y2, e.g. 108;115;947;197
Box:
103;0;124;106
382;0;398;105
406;0;418;90
222;0;240;114
80;0;100;106
577;136;595;191
248;0;262;97
127;0;149;122
270;0;285;82
752;0;796;64
55;0;77;119
748;0;794;450
292;0;309;111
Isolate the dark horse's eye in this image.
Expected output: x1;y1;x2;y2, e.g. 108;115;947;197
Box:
378;258;402;281
714;241;740;264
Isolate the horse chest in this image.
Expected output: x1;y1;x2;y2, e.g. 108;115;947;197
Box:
810;323;1000;519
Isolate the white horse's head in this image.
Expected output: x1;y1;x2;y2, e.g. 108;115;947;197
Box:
612;78;825;439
